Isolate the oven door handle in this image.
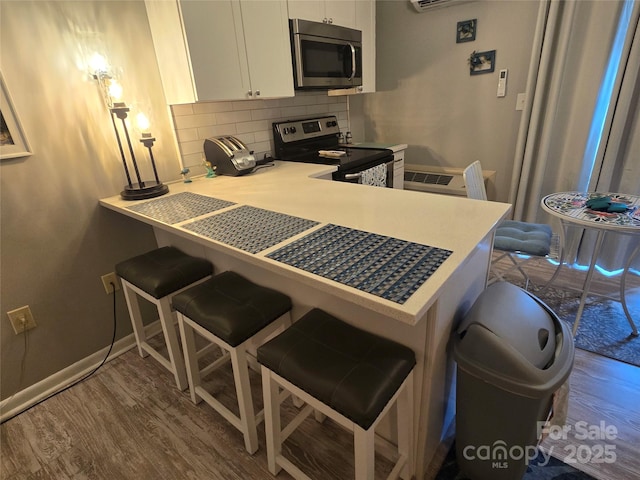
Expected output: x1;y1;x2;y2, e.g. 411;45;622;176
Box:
344;172;362;180
347;43;356;80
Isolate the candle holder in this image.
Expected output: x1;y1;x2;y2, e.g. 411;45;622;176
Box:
93;61;169;201
109;103;168;200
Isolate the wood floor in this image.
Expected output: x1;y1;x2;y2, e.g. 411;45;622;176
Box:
492;254;640;480
0;342;396;480
1;257;639;480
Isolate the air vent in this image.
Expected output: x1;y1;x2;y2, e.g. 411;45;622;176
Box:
404;164;468;197
404;172;454;186
405;163;495;198
410;0;471;13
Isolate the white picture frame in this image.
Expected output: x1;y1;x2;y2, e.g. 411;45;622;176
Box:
1;71;32;160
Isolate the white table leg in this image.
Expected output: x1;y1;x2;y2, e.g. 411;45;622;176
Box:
573;230;606;336
620;240;640;337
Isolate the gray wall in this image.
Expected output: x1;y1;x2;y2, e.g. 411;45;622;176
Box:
0;1;178;400
364;0;541;202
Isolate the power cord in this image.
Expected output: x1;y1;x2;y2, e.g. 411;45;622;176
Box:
253;162;275;172
1;281;118;425
20;317;29;383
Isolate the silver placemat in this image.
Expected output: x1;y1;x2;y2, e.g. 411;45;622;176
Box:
127;192;236;224
182;205;319;254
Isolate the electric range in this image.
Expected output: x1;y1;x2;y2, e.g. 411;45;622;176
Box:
272;115;394;185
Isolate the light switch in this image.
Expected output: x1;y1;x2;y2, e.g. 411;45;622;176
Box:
516;93;527;111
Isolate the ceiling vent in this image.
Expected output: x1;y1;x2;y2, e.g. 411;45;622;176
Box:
410;0;471;13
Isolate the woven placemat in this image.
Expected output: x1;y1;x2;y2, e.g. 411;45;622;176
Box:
267;224;452;304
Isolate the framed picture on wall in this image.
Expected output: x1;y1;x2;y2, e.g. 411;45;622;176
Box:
469;50;496;76
1;72;32;160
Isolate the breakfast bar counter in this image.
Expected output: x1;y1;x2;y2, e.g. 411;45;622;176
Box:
100;161;511;478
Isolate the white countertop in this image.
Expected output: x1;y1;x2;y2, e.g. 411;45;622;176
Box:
100;161;510;325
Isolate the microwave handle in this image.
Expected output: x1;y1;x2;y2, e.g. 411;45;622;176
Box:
347;43;356;80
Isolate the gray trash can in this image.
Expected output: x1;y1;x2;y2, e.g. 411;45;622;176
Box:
452;281;574;480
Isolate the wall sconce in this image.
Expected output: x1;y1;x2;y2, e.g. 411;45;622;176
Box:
91;54;168;200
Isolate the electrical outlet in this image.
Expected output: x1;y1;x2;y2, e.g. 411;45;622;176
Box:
7;306;37;335
101;272;120;294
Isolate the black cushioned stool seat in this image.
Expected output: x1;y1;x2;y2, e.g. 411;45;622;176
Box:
116;246;213;299
172;271;292;347
258;308;416;480
173;271;292;455
115;246;213;391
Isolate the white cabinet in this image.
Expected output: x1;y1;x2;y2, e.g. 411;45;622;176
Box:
288;0;356;28
145;0;294;104
325;0;376;96
239;1;294;99
393;149;405;189
356;0;375;93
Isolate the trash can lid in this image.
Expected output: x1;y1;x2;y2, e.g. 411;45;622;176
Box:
456;282;557;369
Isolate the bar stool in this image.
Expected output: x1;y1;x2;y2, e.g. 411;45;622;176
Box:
116;246;213;391
173;271;292;454
257;308;416;480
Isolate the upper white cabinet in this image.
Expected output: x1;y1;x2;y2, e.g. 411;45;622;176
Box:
287;0;356;29
145;0;294;104
356;0;375;93
326;0;376;95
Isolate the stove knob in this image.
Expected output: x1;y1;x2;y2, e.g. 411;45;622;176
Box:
283;127;290;135
290;126;297;134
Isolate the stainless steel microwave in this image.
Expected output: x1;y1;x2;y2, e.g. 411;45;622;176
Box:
290;19;362;90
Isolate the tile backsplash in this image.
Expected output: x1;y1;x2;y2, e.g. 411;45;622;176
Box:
171;92;348;168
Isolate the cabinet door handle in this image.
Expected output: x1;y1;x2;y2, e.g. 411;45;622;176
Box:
255;90;260;96
328;18;333;24
247;90;253;97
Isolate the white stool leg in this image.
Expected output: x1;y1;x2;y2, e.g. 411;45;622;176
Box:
314;410;327;423
231;346;259;454
121;281;148;358
398;374;414;480
178;314;201;404
261;367;282;475
354;426;375;480
157;296;188;391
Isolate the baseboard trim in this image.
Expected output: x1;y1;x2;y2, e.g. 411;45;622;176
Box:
0;321;163;423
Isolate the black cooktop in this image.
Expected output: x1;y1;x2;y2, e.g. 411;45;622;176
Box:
290;146;392;170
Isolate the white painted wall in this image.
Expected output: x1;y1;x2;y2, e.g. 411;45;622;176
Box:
363;0;540;202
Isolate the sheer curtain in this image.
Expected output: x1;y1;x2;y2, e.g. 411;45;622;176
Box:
591;11;640;272
510;0;640;272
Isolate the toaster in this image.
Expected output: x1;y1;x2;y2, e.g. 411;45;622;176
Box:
204;136;256;176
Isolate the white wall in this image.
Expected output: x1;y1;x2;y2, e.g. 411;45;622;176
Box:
364;0;540;202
